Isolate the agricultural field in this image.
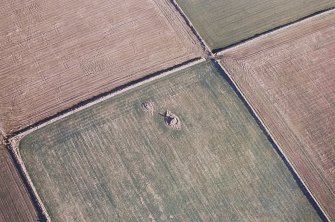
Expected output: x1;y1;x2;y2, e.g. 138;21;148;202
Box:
0;138;37;221
176;0;335;50
0;0;202;134
19;62;321;221
220;10;335;221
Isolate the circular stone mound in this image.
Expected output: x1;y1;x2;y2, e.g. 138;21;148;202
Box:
164;110;181;130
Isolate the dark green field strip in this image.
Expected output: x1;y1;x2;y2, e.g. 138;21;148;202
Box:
176;0;335;50
20;61;320;221
0;140;38;222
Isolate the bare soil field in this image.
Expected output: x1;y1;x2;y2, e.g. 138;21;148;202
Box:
19;62;320;221
176;0;335;50
220;10;335;221
0;138;37;221
0;0;202;134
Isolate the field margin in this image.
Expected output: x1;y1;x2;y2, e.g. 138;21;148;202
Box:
2;136;50;222
7;58;204;140
170;0;212;56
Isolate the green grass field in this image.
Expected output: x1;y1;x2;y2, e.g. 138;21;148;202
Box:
176;0;335;50
20;61;320;221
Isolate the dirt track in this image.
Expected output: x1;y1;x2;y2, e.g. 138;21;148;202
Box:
0;138;38;221
220;10;335;220
0;0;202;134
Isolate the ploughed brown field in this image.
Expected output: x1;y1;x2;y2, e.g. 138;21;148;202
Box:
0;138;37;221
0;0;202;134
220;10;335;221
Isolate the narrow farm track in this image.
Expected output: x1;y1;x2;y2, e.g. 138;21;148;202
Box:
7;58;205;140
0;137;39;221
